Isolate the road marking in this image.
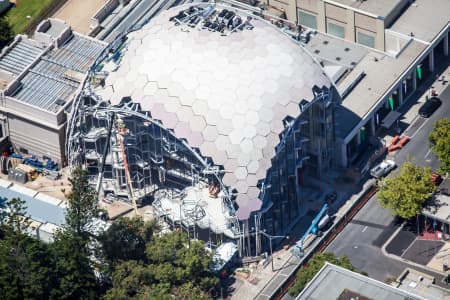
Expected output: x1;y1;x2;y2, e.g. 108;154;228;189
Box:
424;149;432;159
410;117;429;139
400;237;417;257
361;226;368;233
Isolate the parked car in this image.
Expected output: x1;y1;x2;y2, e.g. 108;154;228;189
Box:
370;159;396;178
419;97;441;118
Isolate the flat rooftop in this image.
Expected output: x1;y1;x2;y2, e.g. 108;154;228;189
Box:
306;32;368;83
329;0;405;18
394;268;450;300
334;39;425;138
305;30;427;139
296;262;423;300
0;37;43;76
53;0;108;35
422;186;450;224
390;0;450;43
0;179;65;226
7;33;106;113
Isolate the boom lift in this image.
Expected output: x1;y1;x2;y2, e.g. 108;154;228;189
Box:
116;119;138;216
291;203;329;257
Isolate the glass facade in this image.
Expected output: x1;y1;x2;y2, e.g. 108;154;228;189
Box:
298;10;317;29
357;31;375;48
328;22;345;38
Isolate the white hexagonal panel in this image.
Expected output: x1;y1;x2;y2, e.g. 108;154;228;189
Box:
97;3;332;220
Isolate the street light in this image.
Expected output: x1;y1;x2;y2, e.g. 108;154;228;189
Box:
260;230;289;272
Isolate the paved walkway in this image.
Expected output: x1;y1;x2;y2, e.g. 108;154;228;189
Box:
230;177;375;300
383;64;450;147
53;0;108;34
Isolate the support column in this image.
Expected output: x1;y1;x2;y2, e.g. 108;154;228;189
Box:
398;84;404;106
340;142;348;168
412;69;418;91
316;1;326;33
370;115;376;136
429;49;435;73
355;131;361;145
444;33;449;56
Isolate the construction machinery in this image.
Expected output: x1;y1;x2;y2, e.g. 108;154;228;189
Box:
116;118;139;216
291;203;329;257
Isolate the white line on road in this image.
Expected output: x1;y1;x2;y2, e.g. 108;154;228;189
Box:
424;149;432;159
361;226;368;233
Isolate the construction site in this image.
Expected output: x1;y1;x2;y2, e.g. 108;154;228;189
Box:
66;2;338;257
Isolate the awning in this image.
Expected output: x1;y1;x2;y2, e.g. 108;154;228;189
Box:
381;111;401;129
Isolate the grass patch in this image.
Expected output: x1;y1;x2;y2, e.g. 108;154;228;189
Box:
5;0;55;34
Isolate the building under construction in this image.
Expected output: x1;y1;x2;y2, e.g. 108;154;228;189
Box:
68;2;337;257
0;19;107;165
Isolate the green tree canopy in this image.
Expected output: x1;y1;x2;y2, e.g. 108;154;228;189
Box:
429;118;450;174
65;167;100;238
377;161;435;219
0;16;13;46
0;198;58;300
99;217;156;265
289;252;358;297
50;167;101;299
104;231;219;300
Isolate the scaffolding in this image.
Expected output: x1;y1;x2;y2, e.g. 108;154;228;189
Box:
68;93;242;250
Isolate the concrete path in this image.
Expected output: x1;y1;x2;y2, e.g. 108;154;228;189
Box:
53;0;108;34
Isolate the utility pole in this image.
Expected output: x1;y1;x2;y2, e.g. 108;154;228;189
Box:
260;231;289;272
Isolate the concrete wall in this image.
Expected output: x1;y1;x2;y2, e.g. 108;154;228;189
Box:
2;96;65;127
384;0;410;28
276;0;389;50
91;0;121;30
7;114;66;165
268;0;298;23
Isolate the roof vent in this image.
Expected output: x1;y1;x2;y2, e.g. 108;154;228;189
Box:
314;49;320;54
350;61;357;66
323;40;329;45
55;99;66;106
336;57;341;61
344;47;350;52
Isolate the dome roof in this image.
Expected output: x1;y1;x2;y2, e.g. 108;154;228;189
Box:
97;3;332;220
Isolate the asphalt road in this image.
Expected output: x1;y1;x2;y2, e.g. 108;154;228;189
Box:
326;83;450;282
326;192;407;280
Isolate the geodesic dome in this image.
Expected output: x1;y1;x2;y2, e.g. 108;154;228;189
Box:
95;3;332;220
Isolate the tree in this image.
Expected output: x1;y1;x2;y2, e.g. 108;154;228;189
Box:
429;118;450;174
377;161;435;219
65;167;100;238
50;167;101;299
0;198;58;300
50;231;99;300
0;16;13;47
99;217;156;265
105;231;219;299
289;252;358;297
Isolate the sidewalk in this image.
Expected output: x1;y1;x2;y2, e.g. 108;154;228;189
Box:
381;223;450;289
52;0;108;34
230;178;375;300
382;64;450;147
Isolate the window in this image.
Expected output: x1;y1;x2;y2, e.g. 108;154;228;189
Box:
298;10;317;29
328;22;345;38
19;147;28;154
357;31;375;48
